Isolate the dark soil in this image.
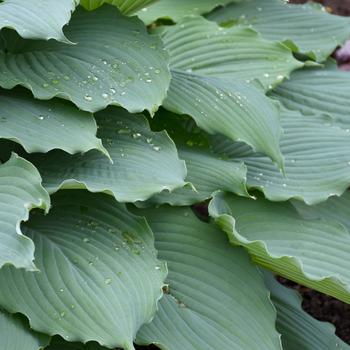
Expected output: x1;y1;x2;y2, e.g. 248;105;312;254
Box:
279;278;350;344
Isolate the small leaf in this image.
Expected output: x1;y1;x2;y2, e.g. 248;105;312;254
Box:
80;0;157;14
30;107;187;203
137;0;235;24
0;6;171;114
0;88;107;155
209;192;350;303
208;0;350;62
0;190;166;350
264;272;350;350
0;154;50;270
0;0;77;43
0;309;49;350
134;206;282;350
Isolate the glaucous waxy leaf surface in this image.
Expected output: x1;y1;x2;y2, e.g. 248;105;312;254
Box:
208;0;350;62
162;16;302;90
213;108;350;204
0;89;107;155
134;206;282;350
209;192;350;303
264;273;350;350
137;0;234;24
270;62;350;128
0;154;50;270
0;310;49;350
30;107;187;203
80;0;157;13
0;0;77;43
159;17;303;168
0;191;166;350
0;6;170;115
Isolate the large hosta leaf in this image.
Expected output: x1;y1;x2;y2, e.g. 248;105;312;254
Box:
0;89;106;155
213;108;350;204
0;191;166;350
137;0;234;24
80;0;157;14
30;107;186;203
0;154;50;270
165;72;284;167
134;206;282;350
162;16;302;89
208;0;350;62
209;192;350;303
0;310;49;350
264;273;350;350
159;16;302;167
0;6;170;114
271;62;350;127
0;0;77;43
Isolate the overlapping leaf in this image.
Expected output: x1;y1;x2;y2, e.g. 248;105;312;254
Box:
264;273;350;350
30;107;186;203
0;190;166;350
213;108;350;204
162;16;302;89
0;6;170;114
209;192;350;303
134;206;282;350
0;154;50;270
0;310;49;350
208;0;350;62
137;0;234;24
271;62;350;128
160;16;302;167
80;0;157;14
0;88;106;155
0;0;77;43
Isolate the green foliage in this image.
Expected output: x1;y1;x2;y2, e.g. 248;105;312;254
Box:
0;0;349;349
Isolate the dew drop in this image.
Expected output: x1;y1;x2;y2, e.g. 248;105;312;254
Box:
153;146;161;151
105;278;112;285
84;94;92;101
102;93;108;99
83;237;90;243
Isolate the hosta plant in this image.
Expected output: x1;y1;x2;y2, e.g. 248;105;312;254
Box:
1;0;350;349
